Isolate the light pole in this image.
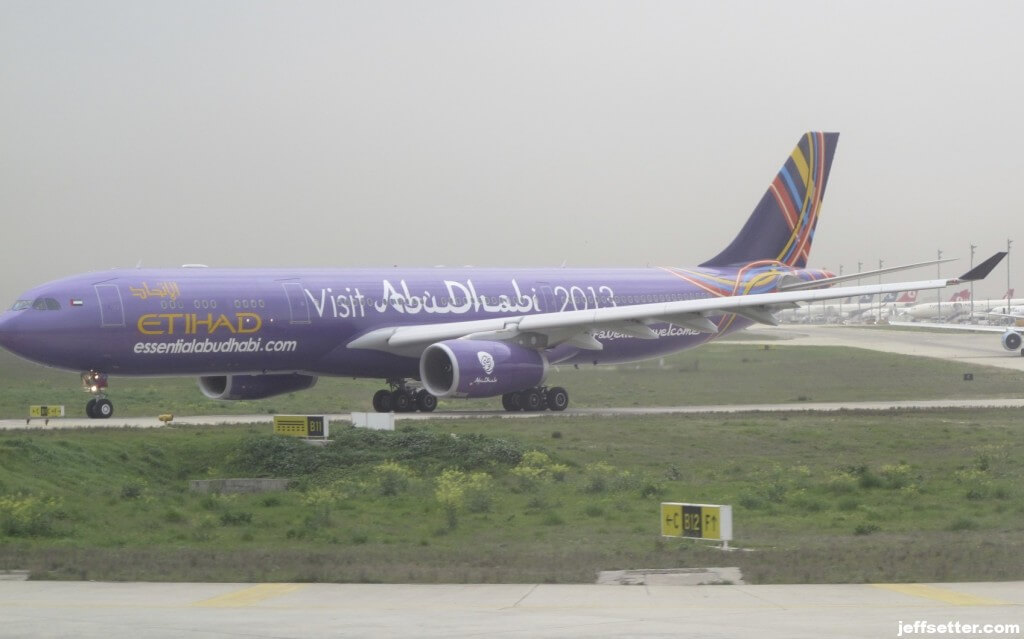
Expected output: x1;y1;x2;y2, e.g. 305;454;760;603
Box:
937;249;943;317
970;244;976;320
878;259;883;322
839;264;844;320
1008;239;1014;302
857;261;863;316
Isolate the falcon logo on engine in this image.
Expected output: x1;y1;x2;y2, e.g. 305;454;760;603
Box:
477;351;495;374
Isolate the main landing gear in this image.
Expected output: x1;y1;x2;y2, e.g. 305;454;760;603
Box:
82;371;114;419
372;380;437;413
502;386;569;412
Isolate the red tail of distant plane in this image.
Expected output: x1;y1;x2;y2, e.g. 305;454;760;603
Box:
949;289;970;302
896;291;917;304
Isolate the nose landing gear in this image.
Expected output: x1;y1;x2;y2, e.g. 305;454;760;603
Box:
82;371;114;419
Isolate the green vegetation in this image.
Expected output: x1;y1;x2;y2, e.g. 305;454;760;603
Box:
2;342;1023;418
1;409;1023;584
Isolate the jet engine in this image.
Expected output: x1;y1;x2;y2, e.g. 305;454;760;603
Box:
1001;330;1022;351
198;373;318;400
420;340;547;398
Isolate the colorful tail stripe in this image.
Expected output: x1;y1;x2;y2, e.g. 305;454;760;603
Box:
701;132;838;268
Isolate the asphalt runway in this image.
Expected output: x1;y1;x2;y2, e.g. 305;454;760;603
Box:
1;580;1021;638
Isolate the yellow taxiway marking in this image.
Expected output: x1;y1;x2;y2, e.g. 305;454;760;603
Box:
193;583;304;608
872;584;1010;606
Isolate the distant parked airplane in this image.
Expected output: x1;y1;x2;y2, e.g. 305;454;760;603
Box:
777;277;921;323
0;133;1006;417
904;289;974;320
902;289;1024;321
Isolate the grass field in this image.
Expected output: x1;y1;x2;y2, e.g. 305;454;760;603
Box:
2;340;1023;418
1;409;1022;584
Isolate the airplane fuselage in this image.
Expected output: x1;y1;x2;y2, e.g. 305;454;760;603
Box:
1;264;823;379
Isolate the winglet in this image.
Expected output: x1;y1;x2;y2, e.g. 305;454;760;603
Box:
956;252;1007;282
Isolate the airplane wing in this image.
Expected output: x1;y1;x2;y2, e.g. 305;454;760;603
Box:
776;257;958;292
348;252;1007;356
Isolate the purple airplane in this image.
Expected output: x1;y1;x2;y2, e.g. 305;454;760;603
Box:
0;133;1006;418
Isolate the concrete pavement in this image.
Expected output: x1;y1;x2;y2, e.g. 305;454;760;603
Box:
0;580;1021;638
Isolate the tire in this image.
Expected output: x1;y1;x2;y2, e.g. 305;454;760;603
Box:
86;398;98;419
372;389;392;412
521;388;543;412
416;391;438;412
546;387;569;412
94;398;114;419
392;390;413;412
502;392;522;412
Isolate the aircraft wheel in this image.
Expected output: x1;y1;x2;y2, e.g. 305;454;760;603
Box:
546;387;569;412
392;390;413;413
521;388;544;412
372;389;393;412
502;392;521;412
416;390;437;412
86;398;98;418
94;398;114;419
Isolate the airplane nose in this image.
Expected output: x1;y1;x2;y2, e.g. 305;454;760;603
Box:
0;311;26;353
0;313;12;349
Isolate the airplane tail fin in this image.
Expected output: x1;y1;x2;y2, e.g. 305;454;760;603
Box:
701;132;839;269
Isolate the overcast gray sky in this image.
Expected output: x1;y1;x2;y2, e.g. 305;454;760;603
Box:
2;0;1022;303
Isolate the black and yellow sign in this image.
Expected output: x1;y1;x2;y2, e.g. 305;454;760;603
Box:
29;405;65;418
273;415;327;438
660;502;732;541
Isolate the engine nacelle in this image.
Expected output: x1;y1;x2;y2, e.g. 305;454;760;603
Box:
198;373;318;400
420;340;548;398
1001;330;1022;351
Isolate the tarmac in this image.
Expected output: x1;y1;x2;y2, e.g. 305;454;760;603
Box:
0;580;1021;638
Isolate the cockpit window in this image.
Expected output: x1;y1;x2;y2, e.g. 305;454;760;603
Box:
10;300;31;311
29;298;61;311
